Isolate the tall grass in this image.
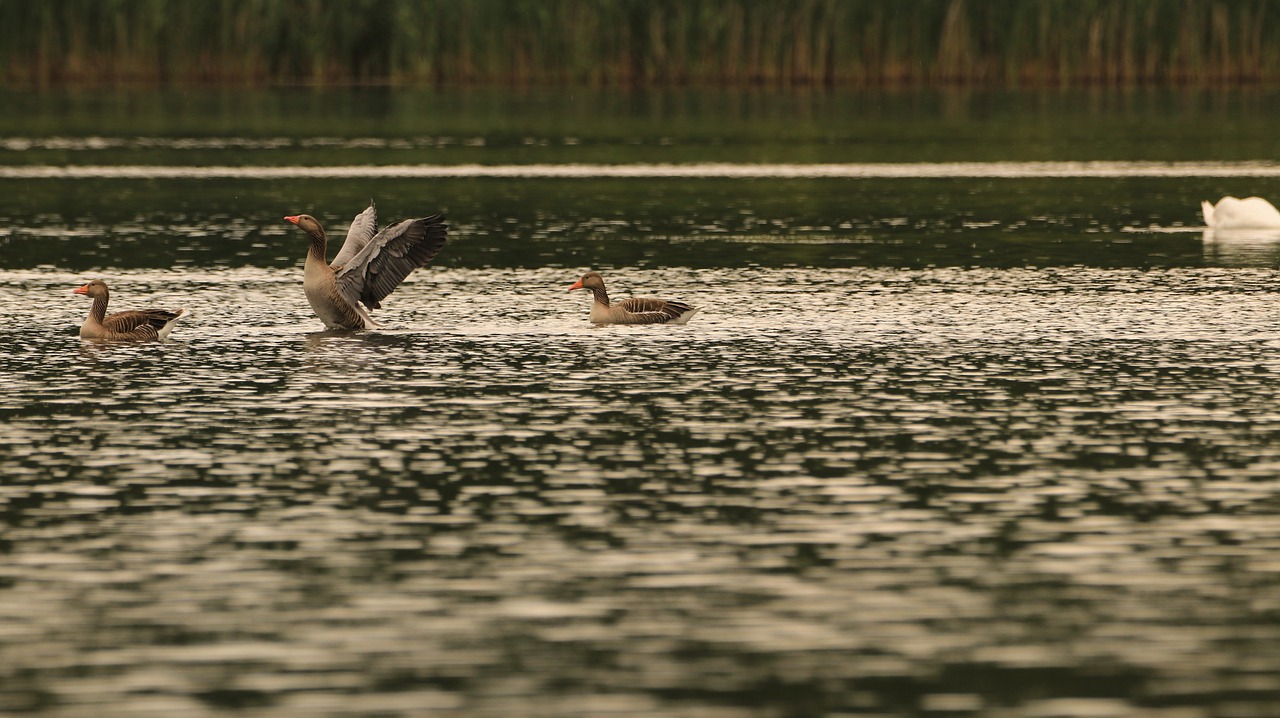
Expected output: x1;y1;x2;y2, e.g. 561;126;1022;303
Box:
2;0;1279;86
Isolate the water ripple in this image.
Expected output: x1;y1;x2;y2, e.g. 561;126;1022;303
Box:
4;265;1280;716
4;160;1280;179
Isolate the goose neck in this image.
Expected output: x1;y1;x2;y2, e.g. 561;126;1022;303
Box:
306;226;328;263
90;293;109;323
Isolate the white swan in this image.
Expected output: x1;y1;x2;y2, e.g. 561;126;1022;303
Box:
1201;196;1280;229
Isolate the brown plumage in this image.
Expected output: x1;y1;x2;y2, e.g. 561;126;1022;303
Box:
567;271;699;325
284;203;448;330
73;280;187;341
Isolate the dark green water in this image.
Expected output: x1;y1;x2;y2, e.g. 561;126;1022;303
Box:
3;87;1280;717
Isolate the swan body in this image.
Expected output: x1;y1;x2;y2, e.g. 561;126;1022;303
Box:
568;271;699;325
285;202;448;330
1201;196;1280;230
73;280;187;341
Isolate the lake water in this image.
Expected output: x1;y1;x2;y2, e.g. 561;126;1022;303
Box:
4;87;1280;717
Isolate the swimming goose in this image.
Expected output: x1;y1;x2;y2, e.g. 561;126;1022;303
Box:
567;271;699;325
284;203;448;330
1201;196;1280;229
73;279;187;341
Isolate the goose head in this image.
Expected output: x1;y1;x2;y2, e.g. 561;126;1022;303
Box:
284;214;326;239
568;271;605;293
72;279;108;299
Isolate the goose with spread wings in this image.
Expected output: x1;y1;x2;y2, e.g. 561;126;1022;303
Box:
284;203;448;330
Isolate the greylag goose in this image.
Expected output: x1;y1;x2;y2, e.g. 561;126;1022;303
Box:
73;279;187;341
567;271;699;325
284;203;448;330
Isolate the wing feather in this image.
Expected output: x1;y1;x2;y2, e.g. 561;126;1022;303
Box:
615;298;695;324
103;310;180;332
335;214;448;310
100;309;182;340
330;202;378;270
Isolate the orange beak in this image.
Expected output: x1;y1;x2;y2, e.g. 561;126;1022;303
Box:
72;284;89;295
284;215;300;224
567;280;583;292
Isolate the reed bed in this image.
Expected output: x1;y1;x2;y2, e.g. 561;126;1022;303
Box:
2;0;1279;86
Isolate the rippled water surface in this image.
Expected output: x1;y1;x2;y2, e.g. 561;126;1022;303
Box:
5;88;1280;717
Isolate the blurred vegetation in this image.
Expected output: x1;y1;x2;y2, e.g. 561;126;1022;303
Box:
3;0;1280;87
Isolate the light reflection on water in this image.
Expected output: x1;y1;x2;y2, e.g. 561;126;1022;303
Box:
1200;228;1280;267
7;160;1280;179
0;176;1250;273
5;265;1280;716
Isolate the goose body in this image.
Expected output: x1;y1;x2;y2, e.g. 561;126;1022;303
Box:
568;271;699;325
285;203;448;330
73;280;187;341
1201;196;1280;229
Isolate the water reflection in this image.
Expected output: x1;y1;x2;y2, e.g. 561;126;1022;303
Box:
0;175;1233;272
4;266;1280;716
1201;227;1280;266
5;159;1280;179
7;83;1280;712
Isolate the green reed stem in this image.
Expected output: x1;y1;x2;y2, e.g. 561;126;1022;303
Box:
2;0;1279;86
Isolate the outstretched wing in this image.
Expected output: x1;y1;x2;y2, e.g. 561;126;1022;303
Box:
615;298;695;324
335;214;448;310
330;202;378;270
